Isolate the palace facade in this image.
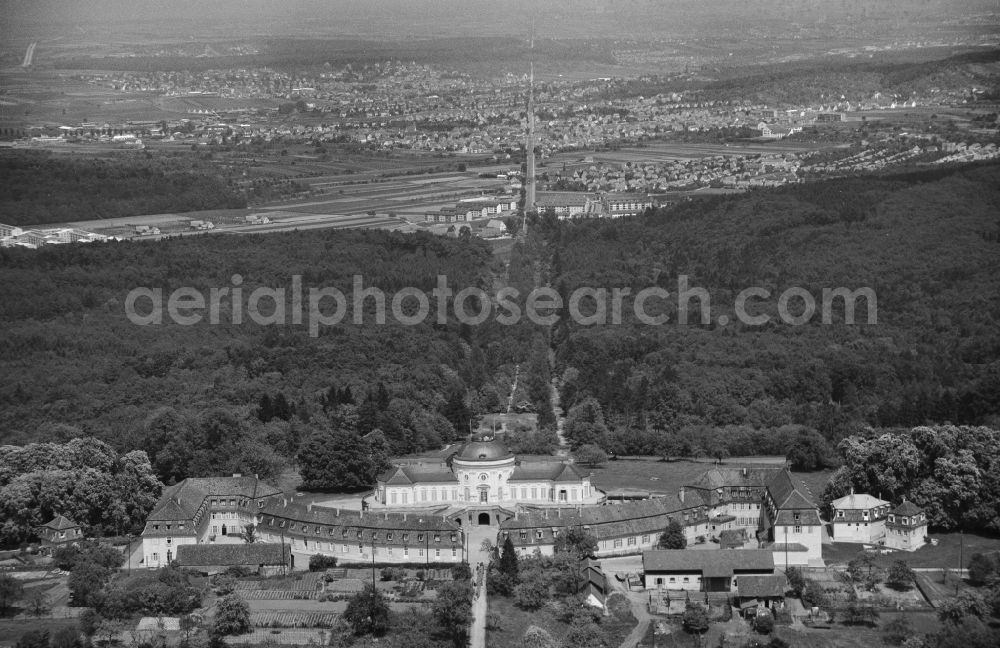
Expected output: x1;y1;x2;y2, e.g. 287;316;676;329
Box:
140;441;824;568
367;439;602;516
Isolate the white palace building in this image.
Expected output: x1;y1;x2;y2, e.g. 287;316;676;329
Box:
366;438;602;526
141;438;825;568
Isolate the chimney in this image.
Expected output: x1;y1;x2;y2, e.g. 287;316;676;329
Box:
679;487;685;503
403;513;407;520
282;497;287;507
307;502;313;512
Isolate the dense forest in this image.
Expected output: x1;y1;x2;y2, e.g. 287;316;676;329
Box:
0;229;551;489
541;162;1000;461
2;161;1000;537
0;152;246;226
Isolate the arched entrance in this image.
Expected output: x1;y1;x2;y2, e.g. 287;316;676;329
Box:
478;512;491;526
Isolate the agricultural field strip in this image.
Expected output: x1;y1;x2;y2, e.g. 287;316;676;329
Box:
250;611;340;627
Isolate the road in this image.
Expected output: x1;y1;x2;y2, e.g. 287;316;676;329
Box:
550;378;569;456
466;523;497;648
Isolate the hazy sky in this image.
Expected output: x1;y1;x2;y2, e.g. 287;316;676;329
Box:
1;0;995;41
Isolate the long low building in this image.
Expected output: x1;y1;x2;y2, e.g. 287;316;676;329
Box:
175;543;290;576
500;464;823;566
499;489;712;558
256;498;466;565
642;549;775;591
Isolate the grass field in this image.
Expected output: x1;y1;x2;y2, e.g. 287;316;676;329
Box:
822;533;1000;569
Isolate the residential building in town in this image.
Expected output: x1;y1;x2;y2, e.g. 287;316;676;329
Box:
535;191;598;218
601;193;653;217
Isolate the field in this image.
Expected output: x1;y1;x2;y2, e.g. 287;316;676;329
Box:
250;611;339;628
543;140;833;168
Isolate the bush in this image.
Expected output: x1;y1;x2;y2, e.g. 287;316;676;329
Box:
606;591;635;622
212;574;237;595
451;562;472;581
967;551;1000;585
883;617;914;646
309;554;338;572
755;613;774;634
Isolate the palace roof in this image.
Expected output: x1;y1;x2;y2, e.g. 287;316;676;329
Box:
453;439;514;462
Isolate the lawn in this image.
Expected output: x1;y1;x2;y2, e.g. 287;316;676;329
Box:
822;533;1000;569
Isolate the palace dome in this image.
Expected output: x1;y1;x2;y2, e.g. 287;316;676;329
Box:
453;439;514;462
